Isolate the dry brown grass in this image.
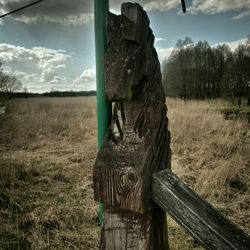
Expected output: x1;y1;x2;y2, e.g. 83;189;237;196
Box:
0;97;99;249
0;96;249;249
167;98;250;250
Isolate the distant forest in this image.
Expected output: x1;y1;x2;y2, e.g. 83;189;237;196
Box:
0;90;96;99
162;37;250;105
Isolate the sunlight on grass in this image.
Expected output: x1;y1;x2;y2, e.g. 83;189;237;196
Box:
0;97;249;249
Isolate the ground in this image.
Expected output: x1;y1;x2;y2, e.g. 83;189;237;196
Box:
0;97;249;249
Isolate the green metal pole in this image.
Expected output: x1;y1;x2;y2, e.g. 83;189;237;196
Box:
94;0;111;226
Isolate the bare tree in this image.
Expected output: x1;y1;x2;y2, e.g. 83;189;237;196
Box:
0;65;22;96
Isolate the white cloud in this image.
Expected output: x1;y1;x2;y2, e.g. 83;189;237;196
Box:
24;73;37;81
0;0;94;25
0;0;182;25
1;0;250;25
0;43;74;92
0;44;71;82
73;67;96;91
215;38;249;51
110;0;181;13
13;70;28;78
14;13;94;26
48;76;67;85
0;43;97;92
187;0;250;18
233;9;250;19
109;0;250;15
33;47;71;82
2;67;41;92
1;65;12;75
143;0;180;11
156;47;175;62
155;37;167;43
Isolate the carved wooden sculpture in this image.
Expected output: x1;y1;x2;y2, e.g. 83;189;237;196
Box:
93;3;171;249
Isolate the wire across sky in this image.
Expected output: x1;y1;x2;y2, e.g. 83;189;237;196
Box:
0;0;45;18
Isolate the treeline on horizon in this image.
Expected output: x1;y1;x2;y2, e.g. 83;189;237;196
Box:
162;37;250;105
0;90;96;98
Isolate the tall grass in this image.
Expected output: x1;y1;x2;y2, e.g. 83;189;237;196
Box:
0;97;96;148
0;97;99;249
0;97;249;249
166;98;249;249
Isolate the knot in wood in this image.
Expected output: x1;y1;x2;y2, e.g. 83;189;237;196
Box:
120;168;138;191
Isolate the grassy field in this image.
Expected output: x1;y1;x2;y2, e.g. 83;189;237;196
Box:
0;97;249;249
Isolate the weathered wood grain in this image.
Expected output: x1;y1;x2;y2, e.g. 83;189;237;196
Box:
100;206;166;250
152;169;250;250
93;2;171;249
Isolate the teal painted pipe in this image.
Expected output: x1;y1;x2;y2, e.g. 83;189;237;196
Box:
94;0;111;226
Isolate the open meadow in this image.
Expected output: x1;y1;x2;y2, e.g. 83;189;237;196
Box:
0;97;249;249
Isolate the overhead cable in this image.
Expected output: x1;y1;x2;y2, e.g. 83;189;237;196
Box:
0;0;45;18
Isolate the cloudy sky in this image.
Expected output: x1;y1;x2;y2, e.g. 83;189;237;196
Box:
0;0;250;93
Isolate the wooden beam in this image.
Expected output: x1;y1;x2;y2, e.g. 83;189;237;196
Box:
152;169;250;250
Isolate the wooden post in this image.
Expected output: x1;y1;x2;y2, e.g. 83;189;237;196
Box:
93;3;171;249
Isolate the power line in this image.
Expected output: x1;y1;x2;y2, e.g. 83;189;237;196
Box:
0;0;45;18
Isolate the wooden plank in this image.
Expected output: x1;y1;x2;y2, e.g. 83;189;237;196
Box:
152;169;250;250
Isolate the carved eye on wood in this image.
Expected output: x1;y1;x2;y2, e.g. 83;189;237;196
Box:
124;39;140;47
107;41;112;47
120;168;138;191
